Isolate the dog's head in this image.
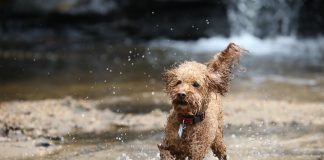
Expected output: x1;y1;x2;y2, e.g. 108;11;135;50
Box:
163;43;245;114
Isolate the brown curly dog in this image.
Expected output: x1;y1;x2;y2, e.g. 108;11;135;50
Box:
158;43;245;160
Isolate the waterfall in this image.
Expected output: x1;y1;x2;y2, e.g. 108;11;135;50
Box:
151;0;324;67
227;0;303;37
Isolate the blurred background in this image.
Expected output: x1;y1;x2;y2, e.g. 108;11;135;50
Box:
1;0;323;101
0;0;324;160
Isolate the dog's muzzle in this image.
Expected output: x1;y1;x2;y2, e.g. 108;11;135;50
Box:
175;92;188;105
177;92;186;99
176;100;188;106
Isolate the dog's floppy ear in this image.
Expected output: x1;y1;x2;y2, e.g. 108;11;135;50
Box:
162;69;177;92
207;43;246;95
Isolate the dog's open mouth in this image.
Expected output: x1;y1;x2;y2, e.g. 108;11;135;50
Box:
174;100;188;106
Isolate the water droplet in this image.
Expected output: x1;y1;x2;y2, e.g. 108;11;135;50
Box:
129;50;132;54
206;19;210;24
142;55;145;58
113;91;116;95
170;27;174;31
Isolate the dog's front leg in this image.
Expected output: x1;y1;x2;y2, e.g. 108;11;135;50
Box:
211;140;227;160
158;144;175;160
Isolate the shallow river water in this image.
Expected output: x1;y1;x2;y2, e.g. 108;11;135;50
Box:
29;124;324;160
1;41;324;160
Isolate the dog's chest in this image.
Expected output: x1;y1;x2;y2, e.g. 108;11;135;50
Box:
170;120;216;149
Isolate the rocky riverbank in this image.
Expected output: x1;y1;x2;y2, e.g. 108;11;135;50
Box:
0;92;168;159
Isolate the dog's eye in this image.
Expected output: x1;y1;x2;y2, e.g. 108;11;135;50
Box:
192;82;200;88
175;80;182;86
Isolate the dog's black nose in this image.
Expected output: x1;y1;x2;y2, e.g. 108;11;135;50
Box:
177;92;186;99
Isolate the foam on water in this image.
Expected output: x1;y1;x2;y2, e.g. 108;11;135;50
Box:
150;34;324;57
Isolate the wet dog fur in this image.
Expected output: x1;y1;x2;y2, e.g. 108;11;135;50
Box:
158;43;245;160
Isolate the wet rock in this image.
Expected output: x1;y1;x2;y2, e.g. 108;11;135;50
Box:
35;138;52;148
0;136;10;142
7;128;29;141
0;123;7;136
43;135;64;142
35;141;51;147
0;139;62;159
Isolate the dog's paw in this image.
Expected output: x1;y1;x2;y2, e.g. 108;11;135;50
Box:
219;154;227;160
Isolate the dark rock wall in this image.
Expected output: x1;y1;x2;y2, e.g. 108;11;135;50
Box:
0;0;323;51
298;0;324;37
0;0;228;51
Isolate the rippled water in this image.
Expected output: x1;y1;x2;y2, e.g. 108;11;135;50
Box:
29;124;324;160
